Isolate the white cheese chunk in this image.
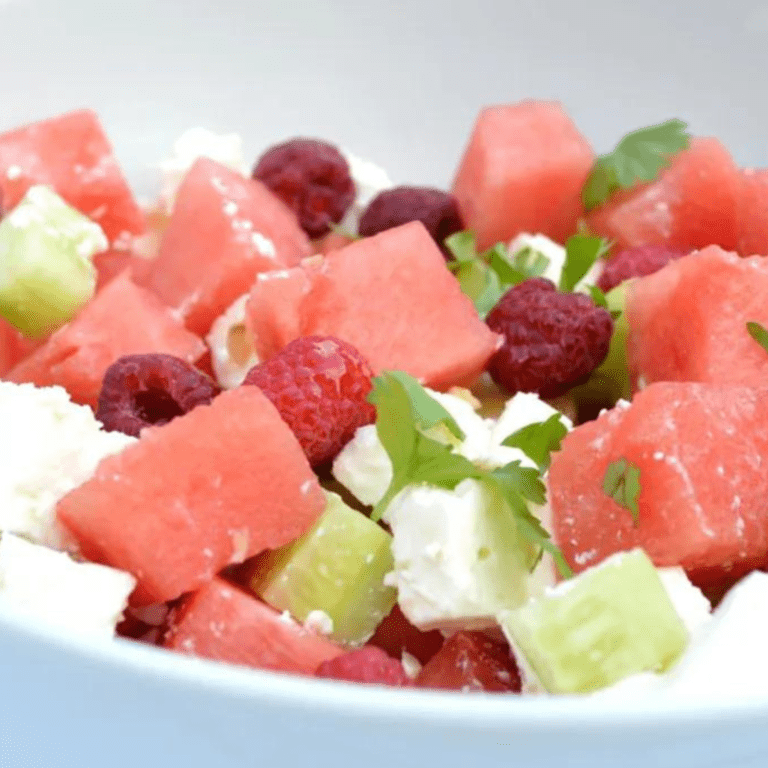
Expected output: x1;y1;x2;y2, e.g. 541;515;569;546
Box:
0;382;136;548
0;533;135;639
337;150;393;234
657;567;712;637
160;127;248;213
205;293;259;389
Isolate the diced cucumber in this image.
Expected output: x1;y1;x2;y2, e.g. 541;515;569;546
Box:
0;186;105;337
498;549;688;694
248;491;396;645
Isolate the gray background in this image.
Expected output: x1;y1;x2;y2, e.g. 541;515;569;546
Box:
0;0;767;194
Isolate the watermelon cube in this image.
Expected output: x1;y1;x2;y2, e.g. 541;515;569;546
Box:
143;158;312;336
164;578;343;675
246;222;501;390
57;387;326;605
736;168;768;257
414;630;522;693
0;110;144;241
0;317;42;376
625;246;768;388
549;382;768;582
451;101;594;250
6;272;205;408
587;138;740;252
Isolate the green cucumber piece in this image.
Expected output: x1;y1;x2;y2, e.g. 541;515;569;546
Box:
499;548;688;694
0;186;105;337
248;491;396;645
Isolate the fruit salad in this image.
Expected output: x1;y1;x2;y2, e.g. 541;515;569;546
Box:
2;101;768;699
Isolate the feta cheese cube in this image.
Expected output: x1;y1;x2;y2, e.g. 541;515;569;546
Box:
0;382;136;547
205;293;259;389
382;479;537;631
337;150;393;234
0;533;135;639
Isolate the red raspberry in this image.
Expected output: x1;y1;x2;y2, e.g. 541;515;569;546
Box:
242;336;376;466
96;354;220;437
316;647;411;687
486;278;613;399
597;245;688;293
358;186;464;256
252;138;355;239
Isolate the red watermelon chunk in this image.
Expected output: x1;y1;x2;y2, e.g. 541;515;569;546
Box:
0;110;144;241
164;578;343;674
451;101;594;250
57;387;326;606
415;631;521;693
736;168;768;256
144;158;312;336
246;222;500;390
549;383;768;581
0;318;43;376
587;138;740;252
5;272;205;408
626;246;768;388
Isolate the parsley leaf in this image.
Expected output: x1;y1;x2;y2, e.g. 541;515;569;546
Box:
501;413;569;472
588;285;623;320
747;321;768;355
582;119;691;211
602;458;642;525
559;235;611;292
367;371;572;577
445;231;551;317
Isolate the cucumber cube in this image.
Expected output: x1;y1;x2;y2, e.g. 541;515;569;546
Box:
0;186;105;337
499;549;688;694
248;491;396;645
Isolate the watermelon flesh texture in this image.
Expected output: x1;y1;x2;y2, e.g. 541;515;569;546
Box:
451;100;594;250
57;387;326;606
5;272;206;408
0;109;144;241
143;158;312;337
587;138;740;253
736;168;768;256
164;578;343;675
549;382;768;582
246;222;501;390
626;246;768;389
0;318;43;376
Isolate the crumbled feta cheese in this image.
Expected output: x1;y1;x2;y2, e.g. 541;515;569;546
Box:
0;533;135;639
0;382;136;547
656;567;712;637
331;424;393;507
508;233;602;293
159;128;249;213
382;479;535;631
205;293;259;389
337;150;393;234
304;609;334;636
401;651;422;680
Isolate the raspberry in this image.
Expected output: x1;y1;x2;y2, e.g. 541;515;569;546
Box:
597;245;688;293
486;278;613;399
96;354;220;437
252;138;355;239
242;336;376;466
316;647;411;686
358;186;464;256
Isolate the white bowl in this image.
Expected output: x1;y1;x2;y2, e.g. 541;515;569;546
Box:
2;0;768;766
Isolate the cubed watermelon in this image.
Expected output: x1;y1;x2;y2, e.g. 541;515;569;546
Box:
414;630;521;692
57;387;326;605
0;110;144;241
587;138;740;252
625;246;768;388
451;101;594;249
143;158;312;336
0;318;42;376
164;578;343;675
736;168;768;257
6;272;205;408
246;222;500;390
549;383;768;583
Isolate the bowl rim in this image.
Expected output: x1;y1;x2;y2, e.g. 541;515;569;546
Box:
3;607;768;732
